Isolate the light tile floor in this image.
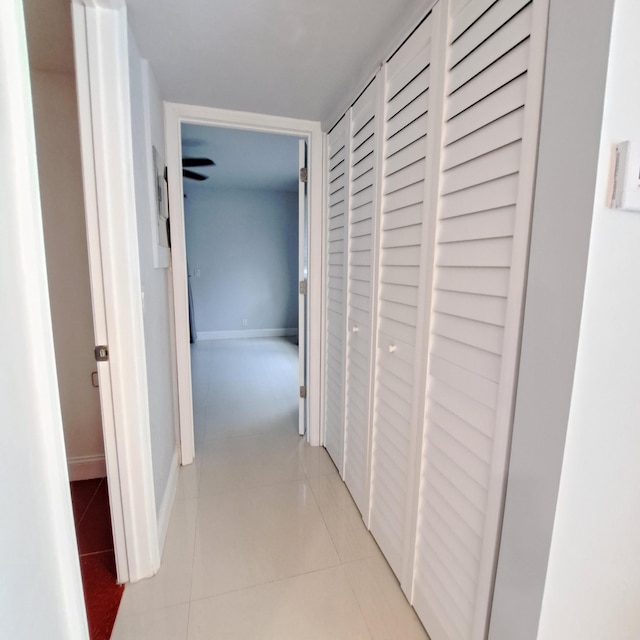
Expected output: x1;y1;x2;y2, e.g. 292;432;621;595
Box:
112;338;429;639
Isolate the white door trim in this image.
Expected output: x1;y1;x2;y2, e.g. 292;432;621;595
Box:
164;102;325;460
298;138;308;437
71;0;159;582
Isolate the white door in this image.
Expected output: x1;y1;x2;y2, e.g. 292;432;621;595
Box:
324;116;350;470
71;0;159;583
71;1;128;581
298;139;308;436
343;79;380;512
411;0;548;638
369;11;443;585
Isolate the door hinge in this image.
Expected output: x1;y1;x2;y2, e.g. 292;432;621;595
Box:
299;385;307;399
94;345;109;362
299;279;308;295
299;167;308;183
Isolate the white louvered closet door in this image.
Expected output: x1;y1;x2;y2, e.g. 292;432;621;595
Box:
343;80;379;513
411;0;548;639
324;116;350;473
368;11;444;584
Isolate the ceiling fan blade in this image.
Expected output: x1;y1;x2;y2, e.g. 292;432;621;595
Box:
183;169;208;181
182;157;215;167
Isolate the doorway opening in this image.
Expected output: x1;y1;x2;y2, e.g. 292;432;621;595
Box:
180;123;307;453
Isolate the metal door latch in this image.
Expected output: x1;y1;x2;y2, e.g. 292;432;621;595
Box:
94;345;109;362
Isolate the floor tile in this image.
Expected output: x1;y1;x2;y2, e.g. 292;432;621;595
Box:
70;477;121;640
79;551;124;640
299;441;339;478
188;566;371;640
175;460;201;502
202;383;297;439
69;478;102;525
76;479;114;555
197;431;306;496
190;480;340;600
111;603;189;640
117;499;197;615
344;554;429;640
308;472;379;563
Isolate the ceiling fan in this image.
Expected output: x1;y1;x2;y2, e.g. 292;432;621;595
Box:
182;157;215;181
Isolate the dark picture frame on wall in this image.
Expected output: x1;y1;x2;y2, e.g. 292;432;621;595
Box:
153;145;170;251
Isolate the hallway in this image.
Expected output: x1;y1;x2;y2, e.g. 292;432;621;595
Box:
111;338;428;639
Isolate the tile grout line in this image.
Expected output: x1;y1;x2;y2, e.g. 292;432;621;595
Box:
79;548;115;559
187;562;347;606
74;477;104;529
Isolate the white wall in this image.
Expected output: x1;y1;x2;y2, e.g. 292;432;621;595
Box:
29;68;104;478
536;0;640;636
185;186;299;337
0;0;87;634
128;31;179;514
489;0;616;637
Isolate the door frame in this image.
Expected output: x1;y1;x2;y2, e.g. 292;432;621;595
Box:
164;102;325;461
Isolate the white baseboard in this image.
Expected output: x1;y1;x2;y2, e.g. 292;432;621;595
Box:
157;448;179;556
197;328;299;341
68;455;106;481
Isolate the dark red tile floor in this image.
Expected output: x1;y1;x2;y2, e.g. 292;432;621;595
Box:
70;478;124;640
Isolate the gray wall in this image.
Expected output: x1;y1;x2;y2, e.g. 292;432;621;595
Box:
185;186;299;337
488;0;616;638
536;0;640;636
128;32;179;513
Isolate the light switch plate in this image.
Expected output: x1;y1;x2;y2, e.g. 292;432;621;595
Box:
611;141;640;211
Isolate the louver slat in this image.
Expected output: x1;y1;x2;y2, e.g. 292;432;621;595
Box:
450;0;531;62
445;39;530;120
444;74;528;146
440;141;522;196
448;4;533;93
388;66;431;119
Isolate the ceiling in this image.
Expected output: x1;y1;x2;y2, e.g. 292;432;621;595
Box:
126;0;428;128
23;0;429;127
181;124;301;194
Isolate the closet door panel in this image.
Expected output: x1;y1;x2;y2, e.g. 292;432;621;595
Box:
412;0;548;638
324;116;349;473
369;12;440;584
343;80;380;515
